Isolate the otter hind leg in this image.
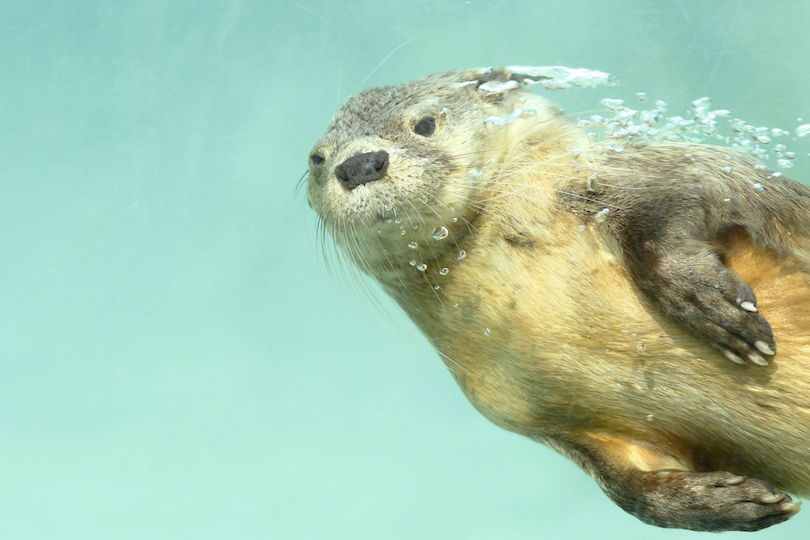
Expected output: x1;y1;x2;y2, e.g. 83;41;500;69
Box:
622;236;776;365
567;434;801;532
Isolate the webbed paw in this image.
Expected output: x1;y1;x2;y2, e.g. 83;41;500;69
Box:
633;470;800;532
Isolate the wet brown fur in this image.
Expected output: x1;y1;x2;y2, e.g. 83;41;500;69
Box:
307;67;810;531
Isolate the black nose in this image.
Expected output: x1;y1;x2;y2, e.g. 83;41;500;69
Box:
334;151;389;190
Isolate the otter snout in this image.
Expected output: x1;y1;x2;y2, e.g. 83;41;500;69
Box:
335;151;389;190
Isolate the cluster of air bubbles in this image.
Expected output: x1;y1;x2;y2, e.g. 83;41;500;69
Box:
576;94;808;170
464;66;617;94
405;227;455;277
504;66;618;91
463;66;807;169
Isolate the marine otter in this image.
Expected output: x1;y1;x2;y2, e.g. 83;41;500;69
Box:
305;66;810;532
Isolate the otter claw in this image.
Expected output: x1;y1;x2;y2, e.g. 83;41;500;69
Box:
723;475;747;486
781;501;802;514
761;492;786;504
739;301;757;312
748;353;768;366
754;340;775;355
724;351;745;364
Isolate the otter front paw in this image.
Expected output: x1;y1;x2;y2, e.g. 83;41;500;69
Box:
667;279;775;366
632;251;776;366
627;470;801;532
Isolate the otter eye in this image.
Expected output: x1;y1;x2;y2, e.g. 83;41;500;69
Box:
310;153;325;165
414;117;436;137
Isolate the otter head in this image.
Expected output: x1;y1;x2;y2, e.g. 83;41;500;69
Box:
306;66;589;282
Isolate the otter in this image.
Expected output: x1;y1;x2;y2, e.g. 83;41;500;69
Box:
305;66;810;532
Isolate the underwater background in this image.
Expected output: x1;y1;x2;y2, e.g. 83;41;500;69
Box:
2;0;809;538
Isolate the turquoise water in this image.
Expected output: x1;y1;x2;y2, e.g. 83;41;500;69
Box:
1;1;809;538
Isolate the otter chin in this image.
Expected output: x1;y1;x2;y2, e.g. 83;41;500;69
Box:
306;66;810;532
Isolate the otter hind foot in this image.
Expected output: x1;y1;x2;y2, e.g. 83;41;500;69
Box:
628;247;776;366
624;470;801;532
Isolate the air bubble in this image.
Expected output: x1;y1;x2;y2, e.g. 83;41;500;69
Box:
646;414;654;422
777;159;794;169
601;98;625;111
752;183;765;192
468;169;483;179
457;250;467;261
483;328;491;336
432;226;449;240
756;135;771;144
417;264;427;272
692;97;712;110
439;267;449;276
797;124;810;137
594;208;610;223
483;107;528;128
721;166;732;173
636;343;646;354
478;80;519;93
635;92;648;102
587;173;598;191
408;241;418;249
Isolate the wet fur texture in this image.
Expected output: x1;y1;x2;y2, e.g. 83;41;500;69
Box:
307;67;810;531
